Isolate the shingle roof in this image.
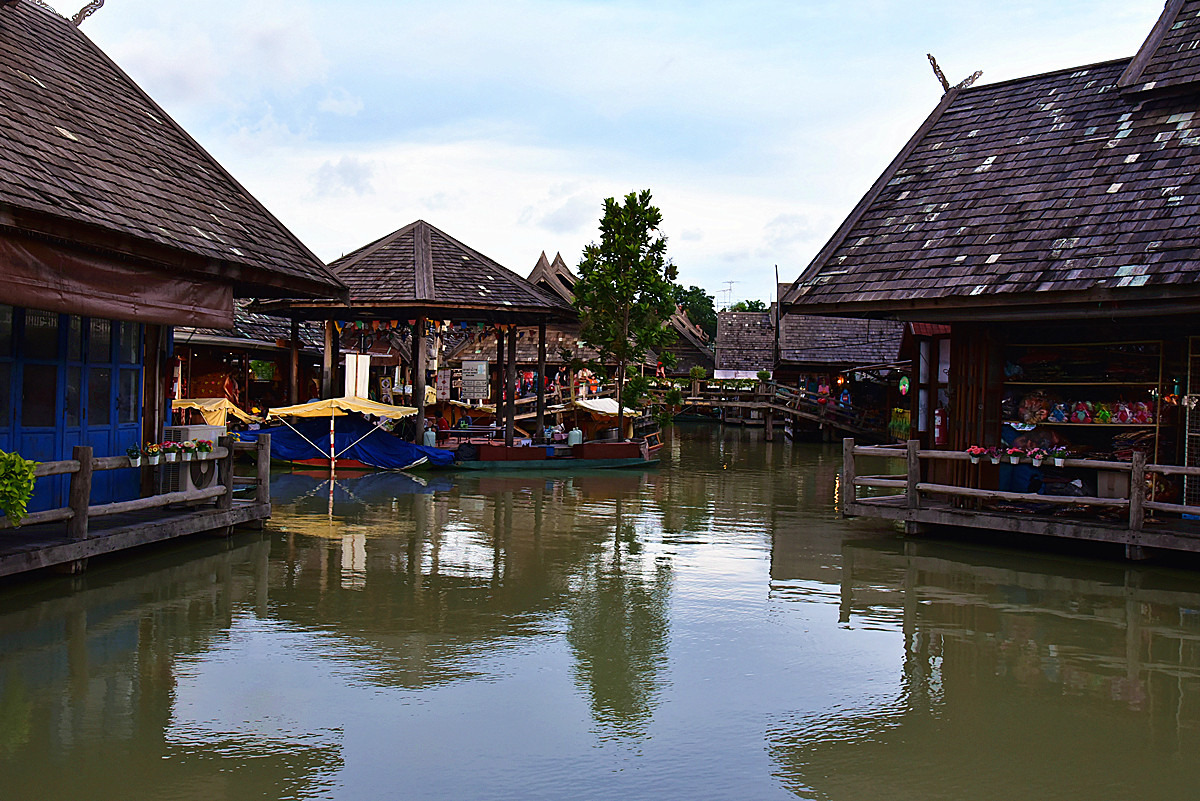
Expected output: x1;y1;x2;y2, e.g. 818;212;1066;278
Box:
784;8;1200;320
0;1;341;297
779;315;903;366
527;251;578;304
1120;0;1200;95
715;311;774;372
321;221;573;321
178;300;324;352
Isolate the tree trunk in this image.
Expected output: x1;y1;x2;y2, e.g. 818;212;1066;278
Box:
617;304;630;439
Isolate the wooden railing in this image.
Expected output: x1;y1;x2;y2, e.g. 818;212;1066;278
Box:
841;438;1200;532
1;434;271;539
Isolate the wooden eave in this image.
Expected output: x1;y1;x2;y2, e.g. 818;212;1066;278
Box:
1118;0;1189;95
252;297;576;325
0;203;343;300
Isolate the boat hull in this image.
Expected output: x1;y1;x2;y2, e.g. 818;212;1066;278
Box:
454;457;659;471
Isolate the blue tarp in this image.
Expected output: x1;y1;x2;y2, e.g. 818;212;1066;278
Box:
240;415;454;469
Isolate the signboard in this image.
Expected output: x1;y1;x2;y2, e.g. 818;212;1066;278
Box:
379;376;394;404
462;360;490;400
436;369;452;401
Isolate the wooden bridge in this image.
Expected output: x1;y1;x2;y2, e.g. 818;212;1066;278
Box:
650;381;889;442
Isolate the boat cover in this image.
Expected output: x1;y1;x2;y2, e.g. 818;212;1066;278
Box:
241;415;455;469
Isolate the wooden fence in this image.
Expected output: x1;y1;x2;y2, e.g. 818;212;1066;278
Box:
841;438;1200;549
1;434;271;540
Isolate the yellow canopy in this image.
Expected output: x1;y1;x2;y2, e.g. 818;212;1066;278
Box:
267;396;418;420
172;398;260;426
571;397;639;417
447;399;497;414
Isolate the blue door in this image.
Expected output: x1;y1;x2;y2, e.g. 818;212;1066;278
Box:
0;307;144;513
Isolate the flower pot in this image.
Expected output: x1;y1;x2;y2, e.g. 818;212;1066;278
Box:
198;451;211;460
989;457;1000;465
147;455;160;466
128;457;142;468
1009;456;1021;464
182;452;193;461
1053;457;1065;467
164;452;177;462
970;456;979;465
1032;458;1043;467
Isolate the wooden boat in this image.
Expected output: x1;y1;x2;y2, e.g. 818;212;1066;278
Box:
452;440;658;471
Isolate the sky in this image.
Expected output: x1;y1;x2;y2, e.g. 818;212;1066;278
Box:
64;0;1165;307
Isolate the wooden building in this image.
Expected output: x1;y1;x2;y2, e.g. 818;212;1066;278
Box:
783;0;1200;552
714;310;774;379
0;0;343;512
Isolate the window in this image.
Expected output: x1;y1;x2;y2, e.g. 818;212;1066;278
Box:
22;364;57;427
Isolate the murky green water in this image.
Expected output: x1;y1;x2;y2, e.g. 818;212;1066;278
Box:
2;425;1200;800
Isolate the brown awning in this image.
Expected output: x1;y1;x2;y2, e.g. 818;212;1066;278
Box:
0;230;233;328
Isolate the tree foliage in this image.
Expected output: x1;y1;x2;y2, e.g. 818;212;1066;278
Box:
673;285;717;339
575;189;679;435
728;299;768;312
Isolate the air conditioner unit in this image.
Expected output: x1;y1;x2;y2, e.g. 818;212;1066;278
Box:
162;425;227;493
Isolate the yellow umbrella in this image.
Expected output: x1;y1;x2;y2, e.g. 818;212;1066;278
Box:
172;398;260;426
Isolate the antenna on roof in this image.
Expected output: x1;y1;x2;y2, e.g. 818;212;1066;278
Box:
927;53;983;94
723;280;737;310
70;0;103;26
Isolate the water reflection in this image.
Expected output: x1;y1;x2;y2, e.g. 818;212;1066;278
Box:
769;539;1200;800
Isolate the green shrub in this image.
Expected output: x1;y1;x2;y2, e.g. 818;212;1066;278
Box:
757;369;772;382
0;451;38;526
688;366;707;380
664;387;684;406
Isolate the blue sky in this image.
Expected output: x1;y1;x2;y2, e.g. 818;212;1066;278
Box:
72;0;1162;306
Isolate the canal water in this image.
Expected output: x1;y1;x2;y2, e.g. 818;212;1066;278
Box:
2;424;1200;800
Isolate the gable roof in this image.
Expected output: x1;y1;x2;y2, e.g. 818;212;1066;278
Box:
269;221;574;323
527;251;578;304
779;315;904;367
177;300;325;352
715;311;774;373
1120;0;1200;95
784;8;1200;322
0;1;341;298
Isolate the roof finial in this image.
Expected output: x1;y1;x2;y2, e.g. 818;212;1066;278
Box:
928;53;983;95
71;0;103;27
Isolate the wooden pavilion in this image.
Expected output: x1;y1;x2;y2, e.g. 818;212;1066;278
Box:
257;220;574;445
783;0;1200;555
0;0;342;513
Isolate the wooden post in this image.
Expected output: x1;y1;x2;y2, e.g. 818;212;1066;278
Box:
413;317;427;443
495;328;506;439
505;326;517;447
322;320;336;399
256;433;271;506
67;446;93;541
218;435;234;511
289;319;300;404
842;438;856;514
765;408;775;442
906;439;921;510
536;322;547;438
1129;450;1146;533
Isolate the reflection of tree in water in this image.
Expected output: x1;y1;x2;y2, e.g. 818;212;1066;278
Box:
566;499;672;738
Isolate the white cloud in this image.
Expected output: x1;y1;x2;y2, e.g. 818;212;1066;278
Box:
312;157;376;197
318;89;364;117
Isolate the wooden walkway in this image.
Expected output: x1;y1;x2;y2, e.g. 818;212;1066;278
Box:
0;435;272;580
0;499;270;578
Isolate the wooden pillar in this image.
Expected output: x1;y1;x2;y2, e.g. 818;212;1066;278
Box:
322;320;336;399
413;318;427;443
67;445;93;541
505;327;517;447
289;319;300;404
217;435;235;511
906;439;921;511
255;433;272;506
765;408;775;442
495;328;506;438
536;322;547;437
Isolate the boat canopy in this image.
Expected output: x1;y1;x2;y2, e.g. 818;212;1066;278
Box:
268;396;418;420
172;398;261;426
570;397;639;417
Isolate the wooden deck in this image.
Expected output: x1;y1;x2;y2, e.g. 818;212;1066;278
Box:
0;499;270;578
0;434;272;580
843;438;1200;558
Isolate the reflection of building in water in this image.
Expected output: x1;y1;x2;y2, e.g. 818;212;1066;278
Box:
768;538;1200;800
0;538;342;800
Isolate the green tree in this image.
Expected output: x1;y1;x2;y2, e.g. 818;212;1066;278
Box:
673;285;717;339
575;189;679;436
728;299;768;312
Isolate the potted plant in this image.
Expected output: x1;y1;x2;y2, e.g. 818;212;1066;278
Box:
162;441;180;462
689;366;706;397
126;446;142;468
756;369;772;394
0;449;38;527
1006;446;1025;465
1028;447;1047;467
143;442;161;465
180;440;198;461
196;440;214;459
986;447;1003;465
966;445;987;465
1049;444;1069;467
